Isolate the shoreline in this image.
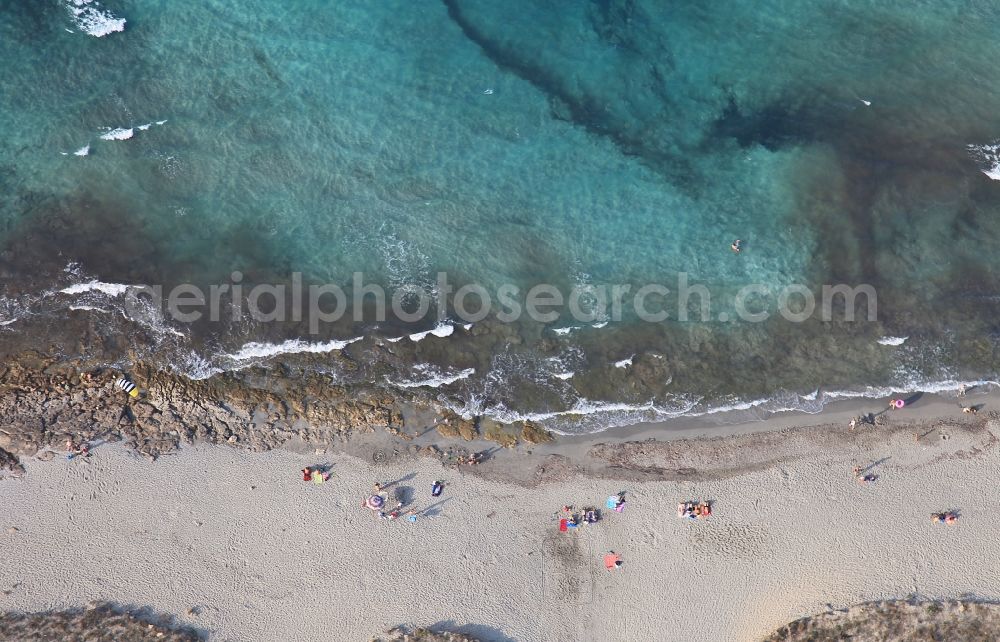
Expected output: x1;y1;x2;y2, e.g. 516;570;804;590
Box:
565;384;999;445
0;346;995;482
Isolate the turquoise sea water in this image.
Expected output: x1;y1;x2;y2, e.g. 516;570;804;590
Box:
2;1;1000;431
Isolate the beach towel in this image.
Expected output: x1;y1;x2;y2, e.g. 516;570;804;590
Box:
606;496;618;509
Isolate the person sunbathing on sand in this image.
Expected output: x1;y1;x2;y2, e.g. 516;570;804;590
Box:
66;439;90;459
932;512;958;525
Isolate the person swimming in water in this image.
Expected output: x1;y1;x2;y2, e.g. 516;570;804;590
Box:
731;239;742;253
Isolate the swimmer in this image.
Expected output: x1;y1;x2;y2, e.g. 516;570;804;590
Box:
731;239;742;253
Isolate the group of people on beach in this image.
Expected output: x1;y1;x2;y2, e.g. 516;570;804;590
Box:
557;492;632;571
677;500;712;519
301;466;331;484
845;391;985;525
360;479;447;522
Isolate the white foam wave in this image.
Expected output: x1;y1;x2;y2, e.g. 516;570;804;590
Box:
100;127;134;141
614;356;633;369
877;336;908;346
172;352;224;380
552;326;579;336
553;371;575;380
392;366;475;389
592;321;608;329
68;305;109;313
60;280;130;296
65;0;125;37
226;337;362;361
408;324;454;342
821;378;997;401
968;142;1000;180
73;145;90;156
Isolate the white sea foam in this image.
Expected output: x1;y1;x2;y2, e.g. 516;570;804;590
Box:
392;366;475;389
65;0;125;37
68;305;109;313
138;123;152;131
101;127;134;141
614;356;633;369
226;337;361;361
553;371;575;380
968;142;1000;180
877;336;908;346
821;378;997;401
592;321;608;329
552;326;578;336
156;120;168;125
173;352;224;380
73;145;90;156
408;324;454;342
60;280;130;296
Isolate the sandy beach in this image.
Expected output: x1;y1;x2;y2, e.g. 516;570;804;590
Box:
3;401;1000;641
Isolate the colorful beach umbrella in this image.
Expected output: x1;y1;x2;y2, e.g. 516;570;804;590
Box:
365;494;385;510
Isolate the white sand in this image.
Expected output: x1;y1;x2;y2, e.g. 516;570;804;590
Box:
3;423;1000;642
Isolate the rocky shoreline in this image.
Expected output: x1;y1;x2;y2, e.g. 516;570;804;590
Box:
0;349;554;475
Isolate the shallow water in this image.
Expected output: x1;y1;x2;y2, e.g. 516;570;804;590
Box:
2;1;1000;432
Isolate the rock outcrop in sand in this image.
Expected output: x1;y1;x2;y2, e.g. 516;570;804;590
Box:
764;600;1000;641
373;625;480;641
0;603;199;641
